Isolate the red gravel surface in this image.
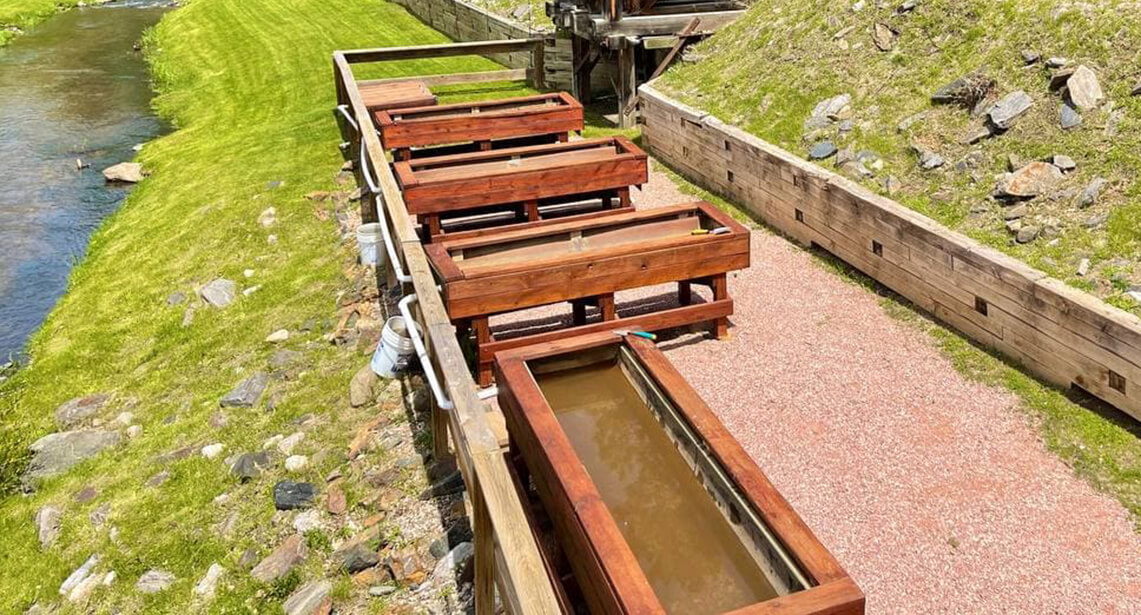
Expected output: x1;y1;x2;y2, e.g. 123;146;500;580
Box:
494;170;1141;613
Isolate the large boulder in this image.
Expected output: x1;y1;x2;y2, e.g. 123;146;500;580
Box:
54;394;111;428
25;430;121;484
102;162;144;183
995;162;1064;198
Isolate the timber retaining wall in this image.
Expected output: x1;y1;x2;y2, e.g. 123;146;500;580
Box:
639;83;1141;421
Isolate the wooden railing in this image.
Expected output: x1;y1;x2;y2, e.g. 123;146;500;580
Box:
332;40;561;614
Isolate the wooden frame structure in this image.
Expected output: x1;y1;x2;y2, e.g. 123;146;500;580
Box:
333;40;563;614
376;92;585;160
495;332;866;614
425;201;749;385
395;136;648;239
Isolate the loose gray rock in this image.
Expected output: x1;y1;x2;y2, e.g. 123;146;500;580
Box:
808;140;837;160
986;91;1033;130
1052;155;1076;172
1016;225;1041;244
102;162;144;183
872;22;896;51
269;349;303;370
914;146;944;170
931;73;994;108
897;111;926;132
960;124;992;145
136;569;175;594
145;469;171;488
510;4;529;19
59;554;100;596
996;162;1063;198
251;534;307;582
219;372;269;408
1002;204;1028;220
1078;177;1108;208
89;503;110;527
897;0;917;12
1065;65;1104;110
882;176;902;196
349;364;377;408
1059;103;1082;130
369;585;398;597
55;394;110;428
239;548;259;569
1021;49;1040;64
283;580;331;615
25;430;121;483
1046;57;1068;68
1132;79;1141;97
1049;68;1076;92
274;481;317;510
803;94;851;131
338;543;380;573
230;451;271;482
1077;258;1091;276
166;290;187;306
35;506;62;549
193;563;224;600
200;279;237;308
432;542;475;584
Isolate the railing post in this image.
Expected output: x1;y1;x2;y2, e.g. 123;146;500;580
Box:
531;38;546;90
473;478;497;615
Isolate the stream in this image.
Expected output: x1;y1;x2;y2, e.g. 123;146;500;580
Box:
0;0;168;363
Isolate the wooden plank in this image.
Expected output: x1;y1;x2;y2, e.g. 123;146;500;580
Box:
341;38;542;64
361;69;527;89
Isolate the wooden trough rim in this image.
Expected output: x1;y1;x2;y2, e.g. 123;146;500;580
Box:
375;91;581;125
425;200;746;282
495;332;865;614
393;136;646;188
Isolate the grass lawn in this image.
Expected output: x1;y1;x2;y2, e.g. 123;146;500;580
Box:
0;0;96;45
661;0;1141;314
0;0;530;610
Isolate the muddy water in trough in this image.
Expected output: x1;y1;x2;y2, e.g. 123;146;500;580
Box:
538;359;778;614
0;1;168;361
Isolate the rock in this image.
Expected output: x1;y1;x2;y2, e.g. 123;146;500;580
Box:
1078;177;1108;208
349;364;378;408
882;176;902;196
285;455;309;472
258;207;277;228
89;503;110;527
216;510;240;538
1016;225;1040;244
897;0;917;11
230;451;271;482
960;124;993;144
264;329;290;344
200;279;237;308
55;394;110;428
872;22;896;51
25;429;120;483
269;349;304;370
242;284;262;296
510;4;529;19
292;510;323;533
986;91;1033;130
808;140;837;160
35;506;62;549
996;162;1063;198
1105;109;1124;137
932;73;993;108
432;542;475;584
209;412;228;428
834;146;856;167
283;580;332;615
386;547;430;585
896;112;926;132
1002;204;1028;220
124;424;141;440
136;569;175;594
803;94;851;132
1065;65;1104;110
219;372;269;408
201;443;225;459
1048;68;1076;92
1051;155;1076;172
369;585;398;597
145;469;171;488
74;486;98;502
1021;49;1040;64
327;484;347;515
914;147;944;170
68;572;103;602
251;535;307;582
278;432;305;455
166;290;187;306
1077;258;1091;276
113;412;132;427
102;162;144;183
274;481;317;510
193;563;224;600
60;554;100;596
1046;57;1068;68
339;543;380;573
1059;103;1082;130
239;548;259;569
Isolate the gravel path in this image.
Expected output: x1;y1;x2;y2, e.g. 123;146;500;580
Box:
496;170;1141;613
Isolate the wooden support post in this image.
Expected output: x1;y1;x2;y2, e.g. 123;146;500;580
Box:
572;38;596;104
678;280;692;306
617;38;638;128
571;299;588;326
474;317;494;387
598;293;617;321
431;391;452;463
472;477;497;615
425;214;442;239
531;38;546;91
711;273;729;339
617;186;631;209
525;200;540;222
361;188;379;225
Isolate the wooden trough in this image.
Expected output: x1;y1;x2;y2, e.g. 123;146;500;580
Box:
375;92;584;160
358;79;437;112
394;136;648;239
495;332;865;614
425;201;749;385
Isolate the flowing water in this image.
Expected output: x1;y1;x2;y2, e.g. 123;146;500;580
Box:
537;358;779;614
0;0;168;362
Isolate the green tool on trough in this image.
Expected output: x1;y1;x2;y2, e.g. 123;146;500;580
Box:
614;329;657;341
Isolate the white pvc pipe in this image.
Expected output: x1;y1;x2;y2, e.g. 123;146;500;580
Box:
359;139;411;284
398;294;500;411
335;104;359;133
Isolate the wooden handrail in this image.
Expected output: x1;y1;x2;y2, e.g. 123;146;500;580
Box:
331;50;561;614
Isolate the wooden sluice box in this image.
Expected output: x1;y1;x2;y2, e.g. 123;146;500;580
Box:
425;201;748;385
375;92;584;161
394;136;648;240
495;332;865;614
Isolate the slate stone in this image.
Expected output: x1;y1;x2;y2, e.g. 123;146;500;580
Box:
35;506;62;549
136;569;175;594
1052;155;1076;172
986;91;1033;130
1002;204;1028;220
996;162;1063;198
338;543;380;573
166;291;187;306
872;22;896;51
803;94;850;131
1083;213;1108;228
1078;177;1108;208
193;563;224;600
1021;49;1040;64
1048;68;1076;92
349;364;377;408
808;141;837;160
432;542;474;584
1077;258;1091;277
274;481;317;510
283;580;331;615
59;554;100;596
1059;103;1082;130
230;451;271;482
1132;79;1141;97
145;470;171;488
25;430;121;483
251;534;307;582
200;278;237;308
1016;225;1040;244
269;349;304;370
55;394;110;428
916;147;944;170
219;372;269;408
1045;56;1068;68
1065;65;1104;110
931;73;993;107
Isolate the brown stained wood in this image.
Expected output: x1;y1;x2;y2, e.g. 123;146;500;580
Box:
376;92;584;152
495;333;865;614
358;80;437;112
395;137;649;218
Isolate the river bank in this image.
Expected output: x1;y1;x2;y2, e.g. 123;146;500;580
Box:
0;0;528;610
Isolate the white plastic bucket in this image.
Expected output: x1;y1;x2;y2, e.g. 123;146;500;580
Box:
356;223;385;267
371;316;416;377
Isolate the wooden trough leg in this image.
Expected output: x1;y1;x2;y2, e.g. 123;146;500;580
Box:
425;214;442;240
711;273;729;339
525;200;540;222
395;148;411;162
598;293;616;321
678;280;692;306
474;317;494;387
478;140;492;152
617;187;631;209
571;299;589;326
